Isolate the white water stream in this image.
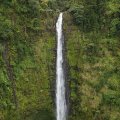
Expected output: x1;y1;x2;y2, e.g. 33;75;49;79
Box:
56;13;67;120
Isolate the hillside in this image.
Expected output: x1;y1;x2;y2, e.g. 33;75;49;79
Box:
0;0;120;120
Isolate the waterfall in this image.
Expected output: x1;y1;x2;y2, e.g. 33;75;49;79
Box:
56;13;67;120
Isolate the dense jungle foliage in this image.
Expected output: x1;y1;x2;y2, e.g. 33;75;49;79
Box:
0;0;120;120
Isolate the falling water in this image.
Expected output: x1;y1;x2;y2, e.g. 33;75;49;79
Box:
56;13;67;120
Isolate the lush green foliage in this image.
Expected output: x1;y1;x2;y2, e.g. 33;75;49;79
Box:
64;13;120;120
0;0;120;120
69;0;120;36
0;0;56;120
63;0;120;119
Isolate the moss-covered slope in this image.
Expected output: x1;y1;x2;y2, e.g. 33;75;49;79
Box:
0;11;58;120
64;13;120;120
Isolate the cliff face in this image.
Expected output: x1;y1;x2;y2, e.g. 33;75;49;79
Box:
0;9;120;120
64;13;120;120
0;11;57;120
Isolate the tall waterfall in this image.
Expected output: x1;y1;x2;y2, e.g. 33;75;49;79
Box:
56;13;67;120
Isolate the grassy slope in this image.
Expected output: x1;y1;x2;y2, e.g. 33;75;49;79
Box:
64;13;120;120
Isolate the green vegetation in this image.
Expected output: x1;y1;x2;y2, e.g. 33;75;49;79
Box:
0;0;56;119
64;0;120;119
0;0;120;120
